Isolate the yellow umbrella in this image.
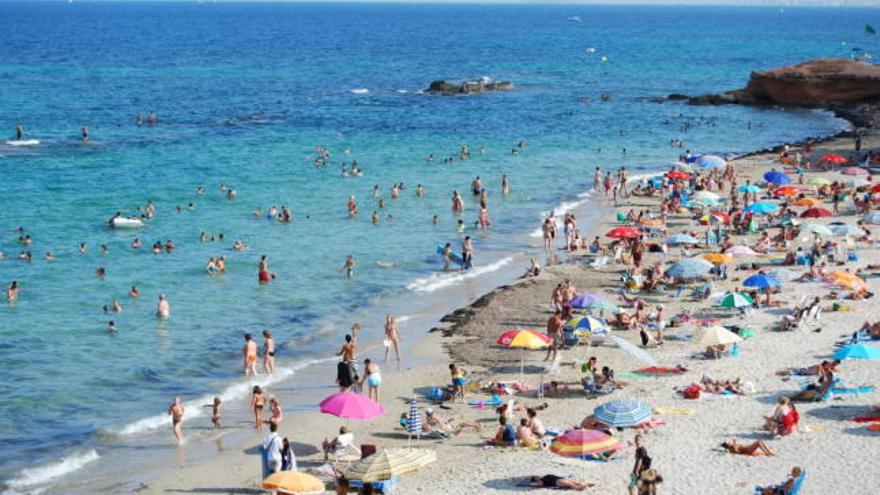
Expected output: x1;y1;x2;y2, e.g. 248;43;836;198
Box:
346;448;437;483
262;471;325;495
696;326;743;347
827;273;868;290
793;198;821;207
702;253;733;264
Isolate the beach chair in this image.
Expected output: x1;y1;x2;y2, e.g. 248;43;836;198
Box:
589;255;609;269
754;469;806;495
329;433;361;463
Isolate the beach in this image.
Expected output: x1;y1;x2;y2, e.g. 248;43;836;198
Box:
132;125;880;495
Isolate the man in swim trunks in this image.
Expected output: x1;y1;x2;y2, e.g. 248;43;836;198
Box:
167;396;184;443
243;333;258;377
340;256;356;279
156;294;170;319
544;310;563;362
15;124;23;140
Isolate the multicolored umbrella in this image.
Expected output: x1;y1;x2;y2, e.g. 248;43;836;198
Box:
745;202;780;215
263;472;325;495
666;258;713;279
698;212;732;225
606;227;642;239
833;344;880;361
764;171;791;185
594;399;653;427
717;291;754;309
406;397;422;441
496;329;552;349
743;273;780;290
565;315;609;337
666;233;700;245
346;448;437;483
551;429;626;457
697;325;743;347
320;392;385;420
800;207;833;218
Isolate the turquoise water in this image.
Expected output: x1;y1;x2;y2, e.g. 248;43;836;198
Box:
0;2;870;491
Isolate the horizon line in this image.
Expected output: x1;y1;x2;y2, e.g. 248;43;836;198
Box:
3;0;880;7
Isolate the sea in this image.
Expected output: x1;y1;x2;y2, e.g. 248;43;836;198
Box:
0;1;871;493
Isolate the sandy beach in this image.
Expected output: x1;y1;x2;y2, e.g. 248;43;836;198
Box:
134;123;880;495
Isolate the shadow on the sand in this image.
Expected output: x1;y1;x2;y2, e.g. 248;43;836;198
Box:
162;489;264;494
482;476;532;491
805;404;870;420
843;425;880;437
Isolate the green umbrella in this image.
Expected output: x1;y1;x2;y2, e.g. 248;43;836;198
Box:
717;292;754;309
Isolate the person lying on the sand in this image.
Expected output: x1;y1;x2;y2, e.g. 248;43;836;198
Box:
700;375;744;394
425;408;482;435
527;475;594;491
721;439;775;456
858;321;880;339
776;360;839;377
757;466;803;495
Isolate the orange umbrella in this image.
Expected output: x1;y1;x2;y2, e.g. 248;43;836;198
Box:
793;198;821;207
774;186;803;198
703;253;733;264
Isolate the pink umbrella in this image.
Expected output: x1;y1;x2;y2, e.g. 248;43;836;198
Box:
725;245;756;256
842;167;868;176
319;391;384;420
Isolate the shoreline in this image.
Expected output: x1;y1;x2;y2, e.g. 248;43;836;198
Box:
128;118;880;495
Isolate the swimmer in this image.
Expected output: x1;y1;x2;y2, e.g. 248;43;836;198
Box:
129;286;140;298
471;176;483;195
390;184;400;199
200;232;208;242
6;281;19;302
258;255;275;284
372;184;380;197
167;396;185;443
135;113;143;126
263;330;275;374
502;175;509;194
44;251;54;261
79;243;87;254
442;242;452;270
112;300;122;312
215;256;227;273
243;333;258;376
226;189;236;200
432;215;439;225
131;237;141;249
416;184;425;197
108;320;117;332
95;267;106;279
462;236;474;269
156;294;170;319
377;198;386;209
372;211;380;225
81;126;89;141
152;241;162;254
206;257;219;274
340;255;356;279
100;244;108;255
204;397;221;428
147;112;157;125
197;186;205;195
347;195;357;217
233;239;247;251
15;123;24;140
164;240;174;253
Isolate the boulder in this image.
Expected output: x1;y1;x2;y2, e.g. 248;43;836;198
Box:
425;79;513;95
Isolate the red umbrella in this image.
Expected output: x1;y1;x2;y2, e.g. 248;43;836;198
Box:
666;171;690;180
800;207;833;218
774;186;803;198
871;183;880;193
606;227;642;239
820;154;848;164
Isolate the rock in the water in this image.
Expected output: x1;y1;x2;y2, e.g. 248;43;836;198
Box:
426;79;513;95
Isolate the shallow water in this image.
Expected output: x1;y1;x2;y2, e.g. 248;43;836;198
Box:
0;2;865;492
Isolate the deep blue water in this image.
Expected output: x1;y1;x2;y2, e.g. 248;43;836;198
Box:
0;1;872;492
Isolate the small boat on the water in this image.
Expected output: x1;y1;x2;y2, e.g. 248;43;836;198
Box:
108;216;145;229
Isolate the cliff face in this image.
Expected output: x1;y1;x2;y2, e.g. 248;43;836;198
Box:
680;58;880;127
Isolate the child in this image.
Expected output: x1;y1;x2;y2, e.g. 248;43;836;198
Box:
204;396;221;428
449;363;466;401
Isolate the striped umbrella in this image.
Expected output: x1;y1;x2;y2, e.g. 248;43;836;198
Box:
551;429;626;480
345;448;436;483
497;329;552;378
565;315;609;338
717;291;754;309
262;471;325;495
593;399;653;427
406;397;421;443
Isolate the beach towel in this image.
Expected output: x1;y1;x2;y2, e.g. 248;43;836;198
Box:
468;394;503;408
831;386;875;395
654;407;696;415
851;415;880;423
869;424;880;432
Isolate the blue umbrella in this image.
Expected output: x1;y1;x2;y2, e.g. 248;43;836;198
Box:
594;399;652;427
763;171;791;185
685;154;703;163
863;211;880;224
743;273;780;290
666;233;700;245
833;344;880;360
667;258;713;279
745;202;779;215
738;184;762;194
696;155;726;169
768;269;798;282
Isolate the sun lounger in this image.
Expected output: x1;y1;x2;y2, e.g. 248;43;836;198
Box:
330;432;361;463
754;469;806;495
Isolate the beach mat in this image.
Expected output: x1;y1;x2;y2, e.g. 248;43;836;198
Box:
654;407;696;416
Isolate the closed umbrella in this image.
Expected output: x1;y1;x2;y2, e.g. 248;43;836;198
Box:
833;344;880;360
666;258;713;279
666;233;700;245
406;398;421;443
593;399;653;427
346;448;437;483
262;472;325;495
697;325;743;347
764;171;791;185
717;291;754;309
745;202;779;215
319;392;385;420
800;207;833;218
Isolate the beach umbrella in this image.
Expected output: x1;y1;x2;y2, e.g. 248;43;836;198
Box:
833;344;880;361
406;397;421;443
871;184;880;193
774;186;803;198
738;184;762;194
699;211;731;225
842;167;868;176
565;315;609;334
497;329;552;378
691;196;719;207
346;448;437;483
745;202;780;215
743;273;780;290
764;171;791;185
863;211;880;224
703;253;733;264
808;177;832;186
793;198;821;207
666;233;700;245
685;154;703;163
666;171;690;180
826;272;867;290
666;258;713;279
725;245;756;256
801;223;834;236
606;226;642;239
319;392;385;420
829;223;865;237
262;471;325;495
639;218;664;228
697;325;743;347
800;207;833;218
717;291;754;309
768;269;799;282
594;399;653;427
696;155;726;169
820;154;848;164
551;429;626;481
569;293;605;309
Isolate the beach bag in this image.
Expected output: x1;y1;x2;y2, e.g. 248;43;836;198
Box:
683;384;701;400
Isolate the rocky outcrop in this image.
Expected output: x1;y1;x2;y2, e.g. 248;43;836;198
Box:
674;59;880;127
426;79;513;95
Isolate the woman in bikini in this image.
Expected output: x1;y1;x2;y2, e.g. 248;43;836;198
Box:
721;439;774;456
384;314;401;364
262;330;275;374
251;386;266;431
